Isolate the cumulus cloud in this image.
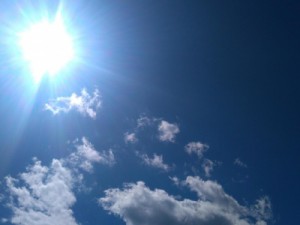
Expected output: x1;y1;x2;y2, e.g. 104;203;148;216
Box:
124;132;138;144
139;153;171;171
99;176;272;225
45;88;101;119
185;141;209;158
3;137;113;225
158;120;180;142
202;159;215;177
5;159;79;225
184;176;244;212
70;137;115;172
234;158;248;168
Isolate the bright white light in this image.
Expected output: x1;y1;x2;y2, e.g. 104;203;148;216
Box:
19;16;74;82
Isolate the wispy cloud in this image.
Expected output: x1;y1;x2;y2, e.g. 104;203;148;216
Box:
100;177;272;225
44;88;101;119
202;159;215;177
185;141;209;159
169;176;180;186
234;158;248;168
70;137;115;172
124;115;179;143
1;218;8;223
137;116;153;128
124;132;138;144
139;153;171;171
251;196;272;221
158;120;180;142
3;137;113;225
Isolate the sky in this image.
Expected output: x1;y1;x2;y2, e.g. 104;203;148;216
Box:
0;1;299;225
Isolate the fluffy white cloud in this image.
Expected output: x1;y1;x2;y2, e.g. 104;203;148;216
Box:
124;132;138;144
5;159;79;225
70;137;115;172
99;176;272;225
3;137;113;225
44;88;101;119
158;120;180;142
139;153;171;171
184;176;244;212
185;141;209;158
202;159;215;177
234;158;248;168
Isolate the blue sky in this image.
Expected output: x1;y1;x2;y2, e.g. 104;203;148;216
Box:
0;1;299;225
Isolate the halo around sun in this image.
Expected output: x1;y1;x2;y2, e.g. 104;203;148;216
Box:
19;13;74;82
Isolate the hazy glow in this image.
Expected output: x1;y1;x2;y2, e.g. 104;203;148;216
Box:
19;15;74;82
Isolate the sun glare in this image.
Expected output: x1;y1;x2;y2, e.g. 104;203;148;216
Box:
19;15;74;82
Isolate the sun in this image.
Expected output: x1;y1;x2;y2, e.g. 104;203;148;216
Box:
19;15;74;82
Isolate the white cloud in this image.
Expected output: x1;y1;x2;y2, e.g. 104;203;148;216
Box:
140;153;171;171
99;176;272;225
124;132;138;144
184;176;244;212
251;196;272;221
44;88;101;119
70;137;115;172
169;176;180;186
185;141;209;158
137;116;153;128
202;159;215;177
124;116;180;144
5;159;79;225
234;158;248;168
123;116;152;144
158;120;179;142
3;137;113;225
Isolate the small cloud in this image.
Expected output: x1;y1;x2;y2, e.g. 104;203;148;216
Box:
0;193;4;203
125;115;180;144
1;218;8;223
45;88;101;119
251;196;272;221
169;176;180;186
202;159;215;177
139;153;171;171
234;158;247;168
70;137;115;172
137;116;153;128
158;120;179;142
185;141;209;158
124;132;138;144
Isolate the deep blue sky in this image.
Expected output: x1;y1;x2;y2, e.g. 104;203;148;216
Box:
0;1;299;225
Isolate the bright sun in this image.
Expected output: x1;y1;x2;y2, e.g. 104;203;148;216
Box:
19;15;74;82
